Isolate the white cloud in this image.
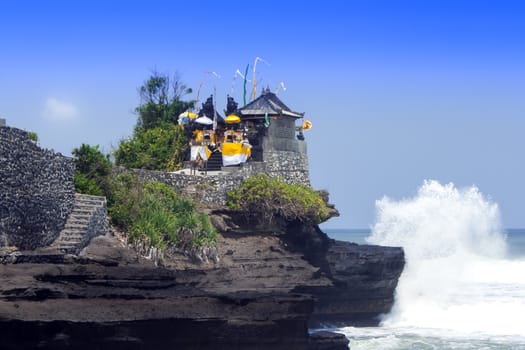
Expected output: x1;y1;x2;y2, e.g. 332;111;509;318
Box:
43;97;79;122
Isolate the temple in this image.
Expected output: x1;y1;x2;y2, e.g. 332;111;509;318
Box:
182;88;310;173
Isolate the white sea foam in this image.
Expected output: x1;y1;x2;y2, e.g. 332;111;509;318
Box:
343;180;525;349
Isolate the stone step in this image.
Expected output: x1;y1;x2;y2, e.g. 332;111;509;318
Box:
57;230;85;240
75;193;106;200
75;194;106;205
69;212;91;218
70;211;95;218
67;219;90;226
57;234;84;242
49;193;108;254
63;223;88;230
74;200;105;208
72;204;98;212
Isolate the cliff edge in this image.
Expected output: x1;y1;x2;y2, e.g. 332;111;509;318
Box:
0;125;404;349
0;209;404;350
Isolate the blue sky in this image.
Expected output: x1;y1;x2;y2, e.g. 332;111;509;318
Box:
1;1;524;228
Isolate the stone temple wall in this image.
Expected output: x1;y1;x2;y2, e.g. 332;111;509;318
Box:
119;147;310;206
0;126;75;249
124;117;310;206
261;117;310;185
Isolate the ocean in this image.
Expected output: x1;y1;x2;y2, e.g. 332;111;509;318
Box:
323;181;525;350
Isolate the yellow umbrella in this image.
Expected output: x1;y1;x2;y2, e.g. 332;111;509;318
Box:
179;111;197;119
225;114;241;124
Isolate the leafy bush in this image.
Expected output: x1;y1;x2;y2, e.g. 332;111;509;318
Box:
227;174;330;225
72;144;112;196
114;122;188;171
27;131;38;142
108;173;216;249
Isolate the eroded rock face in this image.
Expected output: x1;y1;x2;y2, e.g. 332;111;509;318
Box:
281;219;405;327
307;240;405;327
0;236;317;350
0;209;402;349
207;209;405;327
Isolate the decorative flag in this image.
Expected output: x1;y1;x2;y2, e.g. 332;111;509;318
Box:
213;87;217;132
275;82;286;94
252;57;270;101
302;119;313;130
243;64;249;106
264;112;270;128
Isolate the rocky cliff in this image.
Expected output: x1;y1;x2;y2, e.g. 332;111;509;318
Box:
0;125;404;349
0;235;318;350
0;209;404;350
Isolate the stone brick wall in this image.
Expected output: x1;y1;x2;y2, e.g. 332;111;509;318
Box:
118;147;310;207
261;120;310;185
115;167;245;206
259;150;310;186
0;126;75;249
85;199;110;247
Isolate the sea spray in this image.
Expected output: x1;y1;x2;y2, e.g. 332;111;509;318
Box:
368;180;506;259
365;180;525;337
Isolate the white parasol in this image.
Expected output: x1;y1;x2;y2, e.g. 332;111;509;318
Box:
195;116;213;125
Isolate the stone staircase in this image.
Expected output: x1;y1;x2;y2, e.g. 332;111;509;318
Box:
49;193;109;254
206;151;223;171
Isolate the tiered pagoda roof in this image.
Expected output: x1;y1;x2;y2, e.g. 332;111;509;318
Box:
198;95;225;124
238;88;304;119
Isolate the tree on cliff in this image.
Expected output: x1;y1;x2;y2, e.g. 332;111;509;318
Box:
136;71;194;130
114;72;193;171
72;144;112;196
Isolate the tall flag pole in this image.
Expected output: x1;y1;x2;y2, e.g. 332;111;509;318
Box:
231;69;250;97
195;81;204;112
252;57;270;101
243;64;249;106
206;72;220;133
213;86;217;132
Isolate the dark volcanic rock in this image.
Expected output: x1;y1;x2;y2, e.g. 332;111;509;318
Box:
281;219;404;327
208;208;405;327
308;331;349;350
0;317;312;350
0;209;404;348
0;236;316;350
307;240;405;327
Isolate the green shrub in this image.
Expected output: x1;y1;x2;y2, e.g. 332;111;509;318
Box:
72;144;112;196
107;173;216;249
114;122;188;171
74;173;105;196
27;131;38;142
227;174;330;225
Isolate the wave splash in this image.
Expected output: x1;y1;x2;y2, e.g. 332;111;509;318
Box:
366;180;525;337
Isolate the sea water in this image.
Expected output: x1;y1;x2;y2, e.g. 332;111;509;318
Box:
324;180;525;350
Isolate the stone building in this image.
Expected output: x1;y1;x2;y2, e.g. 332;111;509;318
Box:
237;87;306;162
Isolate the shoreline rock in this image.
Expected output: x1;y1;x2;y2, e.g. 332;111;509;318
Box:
0;214;404;349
